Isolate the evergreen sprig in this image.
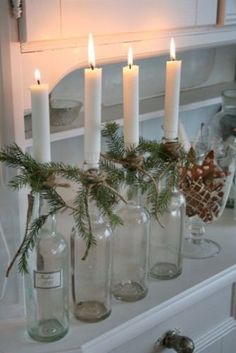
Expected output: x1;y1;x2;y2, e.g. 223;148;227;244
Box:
0;145;125;274
0;126;188;274
101;122;182;219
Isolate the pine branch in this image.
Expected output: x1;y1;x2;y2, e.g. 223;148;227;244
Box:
18;214;48;273
102;122;125;158
1;132;188;275
6;193;34;277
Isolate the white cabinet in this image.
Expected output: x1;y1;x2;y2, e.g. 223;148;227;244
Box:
19;0;218;43
19;0;61;42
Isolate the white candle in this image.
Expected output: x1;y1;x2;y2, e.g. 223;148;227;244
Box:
123;46;139;148
30;69;51;163
164;38;182;140
84;34;102;167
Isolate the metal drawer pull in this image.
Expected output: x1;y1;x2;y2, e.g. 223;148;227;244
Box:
156;329;195;353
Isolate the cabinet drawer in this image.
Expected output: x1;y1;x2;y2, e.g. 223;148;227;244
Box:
110;285;235;353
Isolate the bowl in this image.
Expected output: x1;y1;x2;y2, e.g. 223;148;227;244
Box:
50;99;82;126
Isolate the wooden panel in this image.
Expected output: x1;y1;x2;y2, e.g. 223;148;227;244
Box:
61;0;197;38
19;0;61;42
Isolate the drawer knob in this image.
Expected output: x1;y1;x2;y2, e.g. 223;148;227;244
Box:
159;329;195;353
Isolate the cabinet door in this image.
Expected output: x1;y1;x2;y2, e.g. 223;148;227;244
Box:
61;0;218;38
19;0;218;43
19;0;61;42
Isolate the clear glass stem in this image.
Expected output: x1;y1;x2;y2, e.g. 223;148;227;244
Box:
183;217;221;259
188;217;205;244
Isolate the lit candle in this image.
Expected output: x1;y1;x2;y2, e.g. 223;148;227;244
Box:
84;34;102;167
123;46;139;148
164;38;182;140
30;69;51;162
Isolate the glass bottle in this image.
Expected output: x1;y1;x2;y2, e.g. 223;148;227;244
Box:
149;185;185;280
24;194;69;342
71;170;113;322
112;186;150;302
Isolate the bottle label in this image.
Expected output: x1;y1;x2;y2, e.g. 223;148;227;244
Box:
34;270;62;289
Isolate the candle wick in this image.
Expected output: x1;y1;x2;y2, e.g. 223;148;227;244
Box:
37;80;40;85
129;64;132;69
90;64;95;70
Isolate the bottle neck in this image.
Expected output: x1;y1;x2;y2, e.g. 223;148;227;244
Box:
120;180;141;206
32;193;56;234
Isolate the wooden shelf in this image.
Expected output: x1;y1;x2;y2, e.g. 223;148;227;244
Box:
25;81;236;147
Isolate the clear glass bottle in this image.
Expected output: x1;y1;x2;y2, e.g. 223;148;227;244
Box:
112;187;150;302
149;185;185;280
71;201;113;322
24;194;69;342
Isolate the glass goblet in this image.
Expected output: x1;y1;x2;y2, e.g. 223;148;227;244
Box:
182;146;235;259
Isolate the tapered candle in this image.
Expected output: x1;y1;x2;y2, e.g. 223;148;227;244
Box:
123;46;139;148
84;34;102;167
30;69;51;162
164;38;182;140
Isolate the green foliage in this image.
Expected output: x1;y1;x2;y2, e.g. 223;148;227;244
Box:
0;124;187;275
101;122;182;219
18;214;48;273
0;144;126;274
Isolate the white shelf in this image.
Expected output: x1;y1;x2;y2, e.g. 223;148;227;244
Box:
0;210;236;353
25;81;236;147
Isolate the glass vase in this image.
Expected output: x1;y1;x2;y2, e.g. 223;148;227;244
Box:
71;202;112;322
182;143;236;259
112;187;150;302
149;186;185;280
24;194;69;342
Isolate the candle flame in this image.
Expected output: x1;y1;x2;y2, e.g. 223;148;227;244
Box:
170;38;176;61
88;33;95;69
34;69;41;84
128;46;133;68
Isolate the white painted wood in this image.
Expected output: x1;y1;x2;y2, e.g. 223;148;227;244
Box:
196;0;218;26
19;0;219;42
20;25;236;110
1;210;236;353
24;81;234;147
0;0;27;321
194;318;236;352
218;0;236;26
61;0;197;38
19;0;61;42
225;0;236;25
222;328;236;353
198;342;221;353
